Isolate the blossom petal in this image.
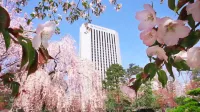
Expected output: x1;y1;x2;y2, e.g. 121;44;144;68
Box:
186;1;200;22
32;35;41;50
174;25;190;39
36;24;44;34
138;21;156;31
42;40;49;49
186;47;200;69
140;29;157;46
135;10;149;21
144;4;155;14
174;51;187;62
146;45;168;62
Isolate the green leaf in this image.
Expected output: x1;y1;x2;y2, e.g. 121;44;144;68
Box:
18;37;38;75
20;41;29;68
130;78;142;93
0;6;10;31
187;88;200;96
136;73;142;79
82;2;88;9
172;60;190;71
165;61;175;80
11;81;20;97
2;30;11;50
0;73;14;85
27;50;38;75
188;14;195;29
26;39;36;67
168;0;176;11
180;31;200;48
27;19;31;25
157;70;168;87
144;63;157;80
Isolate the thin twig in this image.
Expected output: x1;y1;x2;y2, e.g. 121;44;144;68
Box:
76;0;81;8
191;22;200;31
1;60;20;70
53;46;61;72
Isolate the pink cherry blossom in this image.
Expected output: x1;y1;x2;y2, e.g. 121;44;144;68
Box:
186;0;200;22
186;47;200;69
120;85;136;100
174;51;187;62
97;0;101;3
146;45;168;62
140;29;157;46
157;17;190;46
136;4;157;31
100;5;106;12
70;1;76;8
32;21;56;50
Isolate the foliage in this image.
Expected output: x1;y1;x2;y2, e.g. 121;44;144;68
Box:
174;96;187;106
169;88;200;112
187;88;200;96
132;81;158;110
169;99;200;112
121;63;143;84
0;83;13;110
105;89;132;112
131;0;200;92
104;64;134;111
192;69;200;81
12;0;121;24
103;64;126;90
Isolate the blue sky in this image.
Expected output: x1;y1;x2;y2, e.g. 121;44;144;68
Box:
24;0;178;69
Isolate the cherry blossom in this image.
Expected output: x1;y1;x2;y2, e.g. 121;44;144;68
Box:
13;36;104;112
174;50;187;62
97;0;101;4
70;1;76;8
140;29;157;46
32;21;56;50
100;5;106;12
186;47;200;69
157;17;190;46
146;45;168;62
186;0;200;22
135;4;157;31
115;4;122;11
109;0;116;4
120;85;136;100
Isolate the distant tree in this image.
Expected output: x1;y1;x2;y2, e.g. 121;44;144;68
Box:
174;96;187;106
121;63;143;84
192;69;200;81
105;90;132;112
103;64;130;111
103;64;126;90
154;88;177;111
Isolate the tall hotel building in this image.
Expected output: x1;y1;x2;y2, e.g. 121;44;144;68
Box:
79;24;121;80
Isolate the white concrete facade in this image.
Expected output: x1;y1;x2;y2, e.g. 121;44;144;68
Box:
79;24;121;80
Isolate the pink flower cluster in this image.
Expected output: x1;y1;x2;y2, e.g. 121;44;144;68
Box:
136;2;200;69
136;4;190;47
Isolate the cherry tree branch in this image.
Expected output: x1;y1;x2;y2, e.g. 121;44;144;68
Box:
53;46;61;72
49;46;61;75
